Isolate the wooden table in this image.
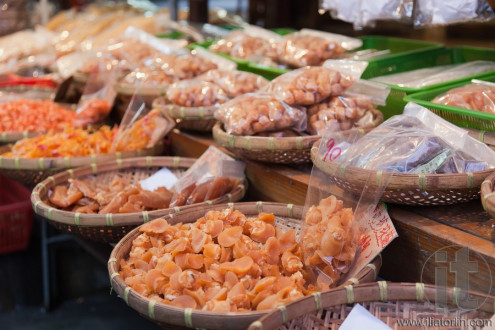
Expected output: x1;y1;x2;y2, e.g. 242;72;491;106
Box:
170;129;495;294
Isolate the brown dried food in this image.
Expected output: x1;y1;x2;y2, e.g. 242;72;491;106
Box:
307;95;378;135
209;30;278;61
264;67;353;106
432;84;495;113
150;53;218;80
278;33;345;67
215;93;307;136
198;69;268;98
166;80;228;107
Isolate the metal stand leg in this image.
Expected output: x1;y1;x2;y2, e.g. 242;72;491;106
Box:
41;218;50;311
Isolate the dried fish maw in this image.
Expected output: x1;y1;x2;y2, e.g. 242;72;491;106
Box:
119;201;144;213
190;228;208;253
203;177;236;201
99;187;139;214
186;180;211;205
145;269;167;292
161;261;181;277
278;229;298;253
71;179;97;199
224;271;239;289
49;185;83;208
219;256;253;275
203;220;223;237
251;289;272;309
281;251;303;273
228;282;250;309
249;221;275;244
171;295;197;309
203;243;221;260
164;237;189;255
204;300;230;312
217;226;243;247
184;288;207;308
257;212;275;224
128;187;172;210
169;183;196;207
72;202;99;214
252;276;276;294
261;264;280;277
140;218;170;235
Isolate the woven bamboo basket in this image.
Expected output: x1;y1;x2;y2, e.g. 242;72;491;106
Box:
108;202;382;330
0;143;163;187
31;156;246;243
213;113;382;165
153;97;217;132
311;141;494;206
249;281;495;330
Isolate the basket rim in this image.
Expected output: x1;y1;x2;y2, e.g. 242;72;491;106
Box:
311;140;494;191
212;122;320;152
108;202;381;329
153;97;217;120
31;156;247;227
0;142;163;171
249;281;495;330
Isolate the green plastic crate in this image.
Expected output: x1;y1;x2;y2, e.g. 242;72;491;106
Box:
372;46;495;119
404;73;495;132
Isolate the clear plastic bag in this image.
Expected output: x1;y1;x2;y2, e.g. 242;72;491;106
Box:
302;125;397;288
166;79;229;107
120;68;177;89
73;70;118;126
169;146;246;207
414;0;495;27
209;30;279;63
263;66;354;106
371;61;495;88
336;102;495;173
112;86;175;152
307;94;380;135
198;69;269;98
432;82;495;113
151;51;219;80
214;92;307;135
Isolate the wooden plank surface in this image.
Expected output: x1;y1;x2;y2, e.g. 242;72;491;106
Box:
169;129;495;292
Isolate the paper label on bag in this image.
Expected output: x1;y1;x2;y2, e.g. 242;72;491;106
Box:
342;203;398;282
340;304;392;330
139;167;178;191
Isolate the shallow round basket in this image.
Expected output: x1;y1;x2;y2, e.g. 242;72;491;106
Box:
481;171;495;219
0;143;163;187
249;281;495;330
114;83;166;123
213;123;320;164
153;97;217;132
311;141;493;206
108;202;382;330
31;156;246;243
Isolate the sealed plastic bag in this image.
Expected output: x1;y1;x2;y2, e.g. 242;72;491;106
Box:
198;69;269;98
120;68;177;89
151;52;218;80
371;61;495;88
215;92;307;135
302;121;397;288
414;0;494;27
166;79;229;107
169;146;246;207
209;30;279;63
111;87;175;152
432;82;495;113
335;102;495;173
263;66;354;106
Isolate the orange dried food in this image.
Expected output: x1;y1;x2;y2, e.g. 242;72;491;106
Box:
0;100;76;133
119;203;354;312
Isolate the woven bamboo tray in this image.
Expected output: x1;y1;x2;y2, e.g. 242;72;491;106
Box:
108;202;382;330
249;281;495;329
31;156;246;243
153;97;217;132
213;114;382;165
0;143;163;187
311;141;494;206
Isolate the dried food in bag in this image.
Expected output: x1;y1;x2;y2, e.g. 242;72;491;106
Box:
371;61;495;88
277;33;345;67
198;69;269;98
307;95;378;135
432;83;495;113
121;68;178;88
157;53;218;80
166;80;228;107
215;93;307;136
264;67;354;106
209;30;279;61
338;103;495;174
